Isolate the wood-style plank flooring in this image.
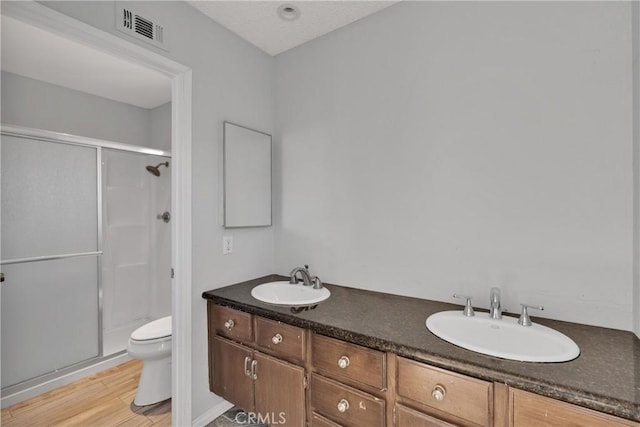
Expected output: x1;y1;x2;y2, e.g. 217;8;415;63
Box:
1;360;171;427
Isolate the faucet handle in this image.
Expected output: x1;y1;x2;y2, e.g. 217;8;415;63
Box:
453;294;475;317
518;303;544;326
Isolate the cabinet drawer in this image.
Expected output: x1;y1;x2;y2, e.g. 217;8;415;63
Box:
255;316;306;363
213;305;253;344
310;374;385;427
312;334;385;390
395;404;456;427
397;357;492;427
511;389;639;427
311;412;343;427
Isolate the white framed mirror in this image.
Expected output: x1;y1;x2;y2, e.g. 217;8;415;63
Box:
223;121;272;228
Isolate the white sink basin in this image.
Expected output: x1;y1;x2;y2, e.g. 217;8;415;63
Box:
251;281;331;306
426;311;580;362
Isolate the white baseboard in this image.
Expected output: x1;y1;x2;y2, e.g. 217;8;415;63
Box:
191;399;234;427
1;353;132;408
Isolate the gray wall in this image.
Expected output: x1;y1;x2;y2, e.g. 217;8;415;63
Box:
1;71;166;148
28;0;276;420
275;2;636;332
149;102;172;151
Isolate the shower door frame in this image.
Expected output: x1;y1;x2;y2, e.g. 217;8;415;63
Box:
1;3;193;425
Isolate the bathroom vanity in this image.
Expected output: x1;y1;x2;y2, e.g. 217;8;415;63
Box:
203;275;640;426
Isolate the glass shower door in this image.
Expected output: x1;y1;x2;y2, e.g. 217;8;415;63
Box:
1;134;100;389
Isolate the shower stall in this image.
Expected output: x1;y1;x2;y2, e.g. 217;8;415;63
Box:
0;125;171;401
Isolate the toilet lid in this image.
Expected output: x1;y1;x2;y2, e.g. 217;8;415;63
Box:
131;316;172;341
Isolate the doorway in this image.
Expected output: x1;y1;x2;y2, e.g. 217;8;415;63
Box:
0;3;192;425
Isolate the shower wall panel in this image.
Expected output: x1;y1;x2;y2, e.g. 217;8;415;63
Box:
150;162;171;319
101;149;170;354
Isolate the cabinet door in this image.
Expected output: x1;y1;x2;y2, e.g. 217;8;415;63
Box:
212;336;254;411
253;352;306;426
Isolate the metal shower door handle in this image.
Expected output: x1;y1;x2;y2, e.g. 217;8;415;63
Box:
157;212;171;223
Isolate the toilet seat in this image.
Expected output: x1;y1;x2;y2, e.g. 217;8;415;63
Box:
131;316;171;341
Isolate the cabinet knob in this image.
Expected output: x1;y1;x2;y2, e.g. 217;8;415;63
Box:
337;356;350;369
272;333;283;345
224;319;235;330
431;384;446;401
337;398;350;413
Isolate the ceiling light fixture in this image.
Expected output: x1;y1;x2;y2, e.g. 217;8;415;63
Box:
277;3;300;21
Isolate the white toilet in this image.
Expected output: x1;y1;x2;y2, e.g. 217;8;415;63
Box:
127;316;172;406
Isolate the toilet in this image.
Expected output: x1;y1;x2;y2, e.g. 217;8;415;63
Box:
127;316;172;406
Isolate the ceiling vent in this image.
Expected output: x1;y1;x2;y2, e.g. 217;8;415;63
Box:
115;3;168;51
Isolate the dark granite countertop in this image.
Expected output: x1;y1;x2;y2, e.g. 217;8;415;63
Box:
202;275;640;422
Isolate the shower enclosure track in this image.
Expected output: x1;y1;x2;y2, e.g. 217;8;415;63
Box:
0;124;171;157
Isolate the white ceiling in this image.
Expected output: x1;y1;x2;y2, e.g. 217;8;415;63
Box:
188;1;400;56
1;15;172;109
1;2;398;109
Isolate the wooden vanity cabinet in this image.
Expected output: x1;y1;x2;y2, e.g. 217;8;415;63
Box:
208;304;306;426
208;301;639;427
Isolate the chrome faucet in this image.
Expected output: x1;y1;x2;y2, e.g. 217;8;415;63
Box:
489;287;502;319
289;265;324;290
289;265;312;285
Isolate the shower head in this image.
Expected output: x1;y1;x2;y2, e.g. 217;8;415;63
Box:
146;161;169;177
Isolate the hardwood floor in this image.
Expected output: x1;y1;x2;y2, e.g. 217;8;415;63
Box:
1;360;171;427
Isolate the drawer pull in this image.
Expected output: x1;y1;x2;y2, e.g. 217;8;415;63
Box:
243;356;251;376
337;355;350;369
224;319;235;330
431;384;446;401
251;360;258;380
272;333;283;345
337;398;350;413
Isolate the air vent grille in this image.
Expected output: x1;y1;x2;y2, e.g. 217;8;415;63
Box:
155;25;164;44
123;9;133;30
135;15;153;39
115;3;168;51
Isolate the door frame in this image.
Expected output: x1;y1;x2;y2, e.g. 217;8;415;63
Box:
1;2;193;425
